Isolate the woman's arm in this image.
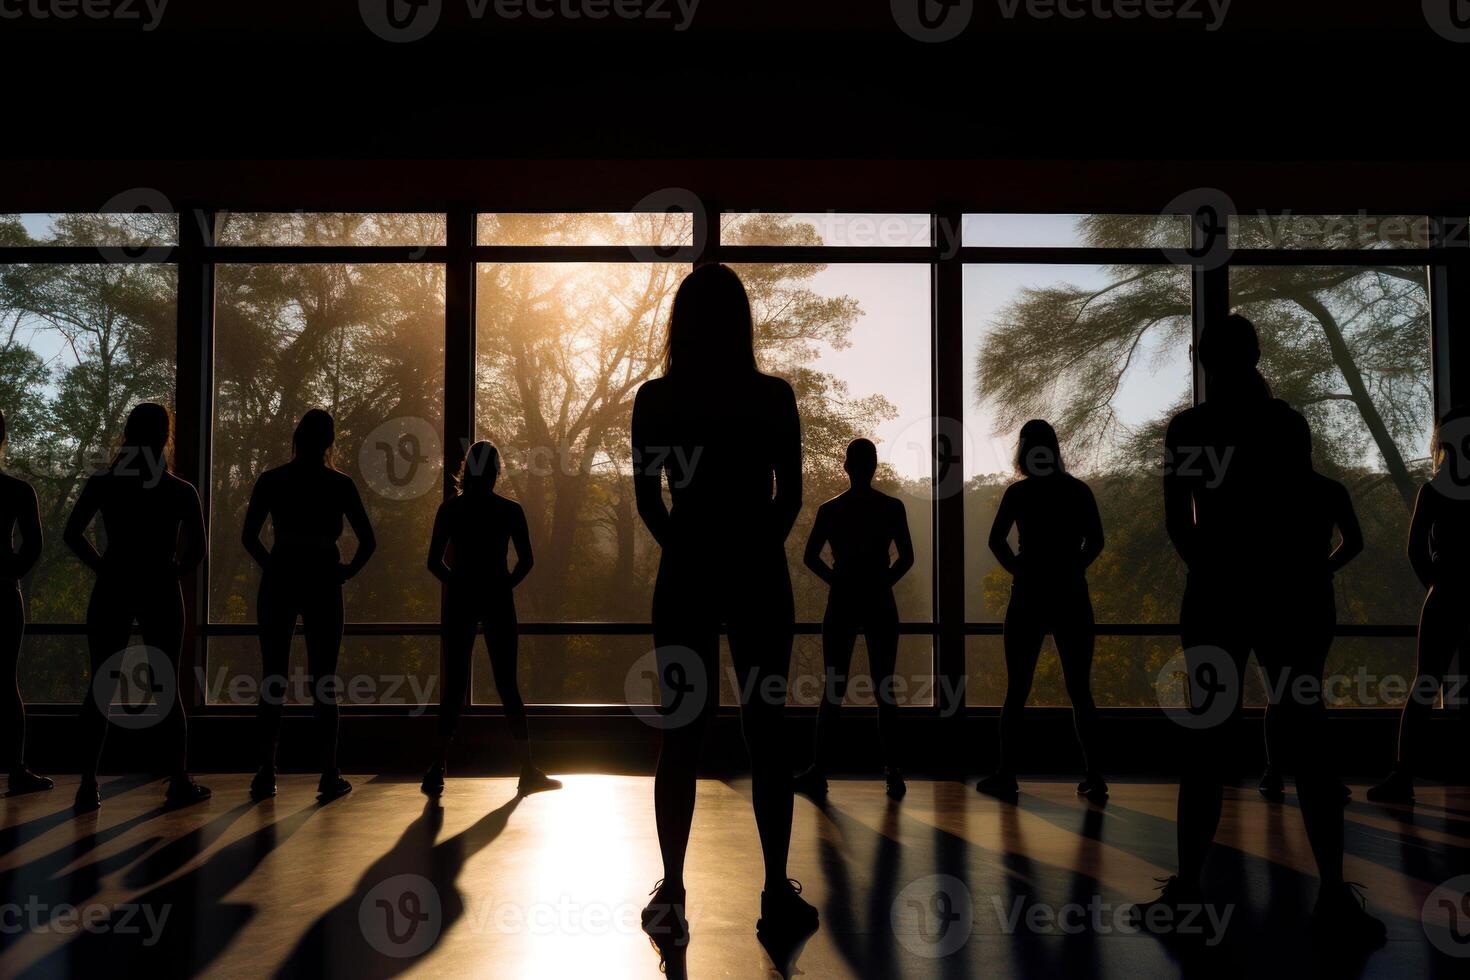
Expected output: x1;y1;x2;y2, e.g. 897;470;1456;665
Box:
988;486;1022;577
240;474;273;570
176;482;207;575
1326;480;1363;575
507;503;535;590
425;502;452;584
888;497;915;586
6;483;42;581
803;506;835;585
769;379;803;544
63;476;105;575
1406;484;1435;588
340;479;377;582
1079;484;1105;570
1162;416;1197;569
631;385;672;548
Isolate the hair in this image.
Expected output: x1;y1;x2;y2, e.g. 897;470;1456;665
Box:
292;409;336;466
1198;313;1261;376
112;402;172;473
844;438;878;481
662;264;757;379
1432;405;1470;476
456;441;501;496
1015;419;1064;477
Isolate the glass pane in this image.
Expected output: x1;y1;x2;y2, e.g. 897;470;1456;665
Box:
967;634;1180;708
210;264;445;634
478;213;693;247
722;213;930;247
0;262;178;626
782;634;934;708
1229;214;1431;250
1231;265;1432;626
215;212;446;246
728;263;933;622
16;636;88;703
474;634;653;706
3;212;177;247
964;264;1193;624
205;635;439;706
962;214;1189;249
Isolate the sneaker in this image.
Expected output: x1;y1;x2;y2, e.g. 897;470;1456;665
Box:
1259;767;1285;802
73;778;101;814
976;772;1019;799
317;773;352;801
793;765;828;798
884;768;907;800
517;768;562;796
421;764;445;797
1077;772;1109;800
7;767;53;795
1365;771;1413;804
640;878;689;946
757;878;819;941
249;767;277;801
1311;882;1387;952
164;775;212;808
1128;875;1210;941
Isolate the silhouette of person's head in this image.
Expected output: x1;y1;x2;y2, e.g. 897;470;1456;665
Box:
1432;405;1470;479
292;409;335;467
1198;313;1271;400
843;438;878;488
663;263;756;380
115;402;172;473
458;440;501;496
1015;419;1063;478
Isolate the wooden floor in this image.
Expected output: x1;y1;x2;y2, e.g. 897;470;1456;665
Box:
1;775;1466;978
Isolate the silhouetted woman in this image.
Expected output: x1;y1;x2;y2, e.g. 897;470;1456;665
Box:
1;411;49;795
66;403;209;812
1368;407;1470;804
631;264;816;952
1260;425;1361;803
977;420;1107;801
421;440;558;797
795;437;915;801
242;409;375;802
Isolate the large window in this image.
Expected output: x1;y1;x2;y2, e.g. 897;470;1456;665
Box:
1;213;177;702
0;206;1445;718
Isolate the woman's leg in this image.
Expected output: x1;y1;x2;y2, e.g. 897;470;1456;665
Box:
650;564;719;896
485;592;533;772
255;576;297;772
812;594;859;773
1053;589;1100;775
865;590;902;772
433;590;477;765
2;584;25;773
728;560;797;894
139;579;188;778
302;582;345;778
1393;586;1458;775
80;582;135;782
998;595;1045;776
